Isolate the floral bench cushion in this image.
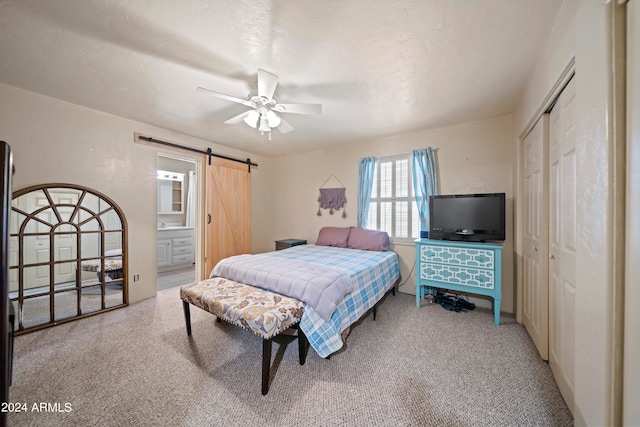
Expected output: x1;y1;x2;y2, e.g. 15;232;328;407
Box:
80;258;123;272
180;277;305;339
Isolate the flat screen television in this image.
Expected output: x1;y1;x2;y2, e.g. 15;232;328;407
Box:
429;193;505;242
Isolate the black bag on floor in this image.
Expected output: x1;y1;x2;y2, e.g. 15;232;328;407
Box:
435;291;475;312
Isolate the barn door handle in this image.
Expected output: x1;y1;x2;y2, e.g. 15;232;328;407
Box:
207;214;211;224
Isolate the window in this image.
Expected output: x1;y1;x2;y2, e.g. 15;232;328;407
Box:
367;154;421;243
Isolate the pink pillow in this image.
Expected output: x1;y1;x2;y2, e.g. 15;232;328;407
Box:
316;227;351;248
347;227;389;251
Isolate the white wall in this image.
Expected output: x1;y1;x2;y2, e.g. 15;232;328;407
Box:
269;115;516;313
0;82;272;304
514;0;627;424
516;0;578;134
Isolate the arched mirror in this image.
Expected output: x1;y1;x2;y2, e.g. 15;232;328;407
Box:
9;184;128;335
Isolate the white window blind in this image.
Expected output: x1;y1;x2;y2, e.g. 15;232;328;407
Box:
367;154;420;243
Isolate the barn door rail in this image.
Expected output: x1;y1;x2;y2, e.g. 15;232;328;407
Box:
137;135;258;172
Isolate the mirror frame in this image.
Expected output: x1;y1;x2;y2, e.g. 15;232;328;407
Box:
9;183;128;335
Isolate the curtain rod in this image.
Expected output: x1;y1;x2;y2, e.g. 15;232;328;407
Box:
137;135;258;172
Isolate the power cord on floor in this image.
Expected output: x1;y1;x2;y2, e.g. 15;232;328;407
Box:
397;263;415;289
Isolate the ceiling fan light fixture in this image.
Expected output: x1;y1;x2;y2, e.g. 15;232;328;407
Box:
266;110;281;128
243;110;259;128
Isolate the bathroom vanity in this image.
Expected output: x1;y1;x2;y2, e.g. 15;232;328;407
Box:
157;227;194;272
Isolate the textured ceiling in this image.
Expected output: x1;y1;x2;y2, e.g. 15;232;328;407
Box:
0;0;562;158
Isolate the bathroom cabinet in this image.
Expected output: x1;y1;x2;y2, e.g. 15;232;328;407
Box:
157;227;194;272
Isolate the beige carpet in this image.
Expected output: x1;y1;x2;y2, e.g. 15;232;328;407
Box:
7;287;572;426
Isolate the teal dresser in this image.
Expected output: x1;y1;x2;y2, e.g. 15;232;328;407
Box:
415;239;503;325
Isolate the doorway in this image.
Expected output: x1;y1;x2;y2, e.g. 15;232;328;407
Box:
157;154;199;291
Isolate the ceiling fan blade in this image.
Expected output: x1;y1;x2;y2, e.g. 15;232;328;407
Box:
257;69;279;100
224;110;253;125
273;103;322;115
196;87;254;107
277;118;294;134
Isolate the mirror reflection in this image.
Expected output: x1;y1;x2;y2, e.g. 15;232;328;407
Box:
9;184;128;334
80;287;102;315
22;296;49;329
55;290;78;321
157;170;184;214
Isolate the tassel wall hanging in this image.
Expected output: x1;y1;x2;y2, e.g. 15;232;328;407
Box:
317;174;347;218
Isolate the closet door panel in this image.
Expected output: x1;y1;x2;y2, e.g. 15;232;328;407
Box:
549;77;576;414
522;114;549;360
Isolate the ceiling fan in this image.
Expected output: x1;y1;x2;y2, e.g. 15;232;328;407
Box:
197;69;322;140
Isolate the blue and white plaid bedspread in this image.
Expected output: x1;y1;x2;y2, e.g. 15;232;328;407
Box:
262;244;400;358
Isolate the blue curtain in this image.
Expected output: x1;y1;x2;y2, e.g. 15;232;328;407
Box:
412;148;438;233
357;157;376;228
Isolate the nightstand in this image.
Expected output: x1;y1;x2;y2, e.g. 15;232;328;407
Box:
275;239;307;251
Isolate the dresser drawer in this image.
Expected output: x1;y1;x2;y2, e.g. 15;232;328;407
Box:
419;244;495;269
172;237;192;247
172;253;194;264
172;245;193;256
419;263;495;290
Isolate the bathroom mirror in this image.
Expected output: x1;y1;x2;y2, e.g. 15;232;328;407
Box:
157;170;184;214
9;184;128;335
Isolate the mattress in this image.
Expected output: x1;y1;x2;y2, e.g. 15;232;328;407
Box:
243;244;400;357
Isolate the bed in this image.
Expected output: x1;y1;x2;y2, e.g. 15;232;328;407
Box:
209;227;400;358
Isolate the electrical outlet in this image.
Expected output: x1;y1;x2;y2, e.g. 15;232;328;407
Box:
133;274;140;282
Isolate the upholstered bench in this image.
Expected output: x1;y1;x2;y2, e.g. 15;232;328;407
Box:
180;277;308;395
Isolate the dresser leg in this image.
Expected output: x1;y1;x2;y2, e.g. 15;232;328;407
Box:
494;300;501;325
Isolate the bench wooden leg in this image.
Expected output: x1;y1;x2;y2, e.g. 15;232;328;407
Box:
261;328;307;394
262;339;272;395
182;301;192;336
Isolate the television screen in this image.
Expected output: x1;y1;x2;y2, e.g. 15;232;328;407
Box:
429;193;505;242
